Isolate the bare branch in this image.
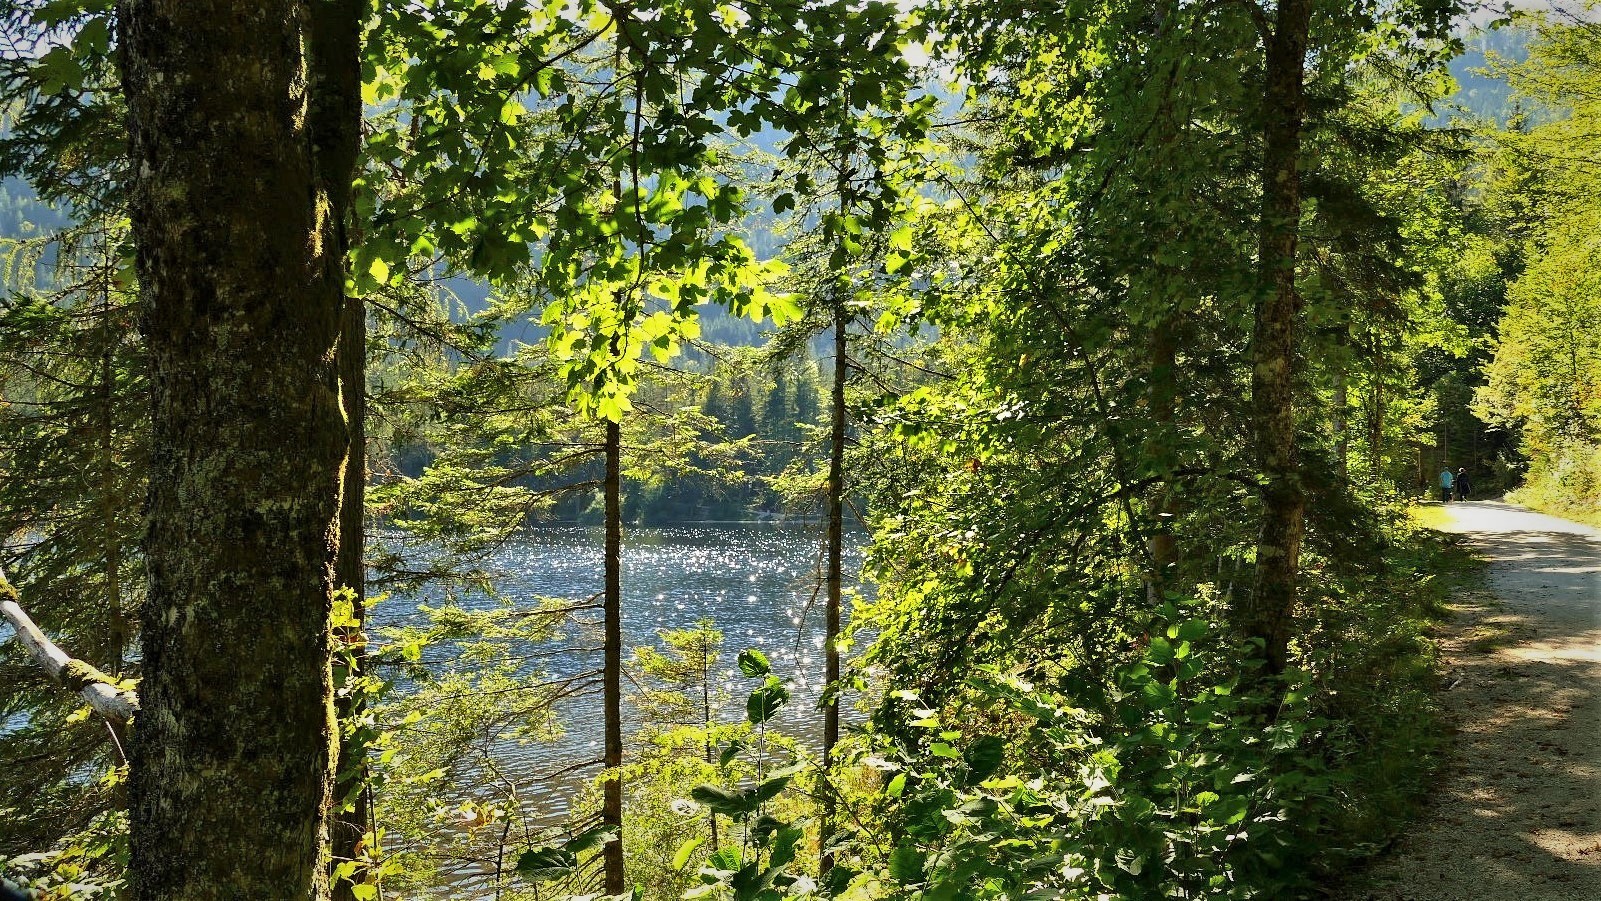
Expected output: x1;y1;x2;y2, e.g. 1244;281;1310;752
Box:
0;568;139;725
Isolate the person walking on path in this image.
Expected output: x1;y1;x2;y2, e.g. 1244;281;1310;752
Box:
1439;467;1454;502
1454;467;1471;501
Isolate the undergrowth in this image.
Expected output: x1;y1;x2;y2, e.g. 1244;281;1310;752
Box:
1314;516;1484;889
1506;444;1601;530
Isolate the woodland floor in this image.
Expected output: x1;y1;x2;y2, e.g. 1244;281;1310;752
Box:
1350;501;1601;900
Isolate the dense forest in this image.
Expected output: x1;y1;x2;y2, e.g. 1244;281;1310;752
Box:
2;1;1600;900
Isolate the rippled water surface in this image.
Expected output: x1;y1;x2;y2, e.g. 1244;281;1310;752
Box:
375;522;867;812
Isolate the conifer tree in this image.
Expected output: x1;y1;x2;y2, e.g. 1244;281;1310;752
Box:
1243;0;1315;675
120;1;358;895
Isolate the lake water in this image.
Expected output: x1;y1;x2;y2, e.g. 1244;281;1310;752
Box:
375;522;867;819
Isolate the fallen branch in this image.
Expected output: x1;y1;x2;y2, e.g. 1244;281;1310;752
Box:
0;569;139;725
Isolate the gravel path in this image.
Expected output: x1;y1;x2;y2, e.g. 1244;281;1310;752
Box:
1352;501;1601;900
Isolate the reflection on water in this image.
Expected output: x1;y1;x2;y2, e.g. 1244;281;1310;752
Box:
375;522;867;817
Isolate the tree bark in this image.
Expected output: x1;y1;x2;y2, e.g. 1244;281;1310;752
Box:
305;3;371;895
1244;0;1312;676
602;418;625;895
329;293;371;901
121;3;348;897
819;311;847;875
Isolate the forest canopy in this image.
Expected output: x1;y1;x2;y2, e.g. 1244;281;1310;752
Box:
0;1;1596;900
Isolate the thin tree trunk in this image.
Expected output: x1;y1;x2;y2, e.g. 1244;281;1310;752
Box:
602;40;628;887
1369;366;1386;478
1146;316;1179;595
122;3;349;897
99;227;126;670
702;627;719;853
603;418;625;895
1243;0;1312;676
1140;1;1182;598
1333;339;1349;483
305;3;370;895
820;311;847;875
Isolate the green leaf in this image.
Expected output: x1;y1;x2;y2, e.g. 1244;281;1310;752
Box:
885;773;907;798
690;768;800;819
515;846;573;882
888;225;915;253
769;825;804;871
764;293;804;326
963;735;1006;782
746;679;789;724
515;824;614;882
564;824;617;856
751;769;797;807
690;783;748;816
888;841;925;882
672;836;705;872
709;846;742;873
1203;794;1250;825
737;648;771;677
1147;635;1174;665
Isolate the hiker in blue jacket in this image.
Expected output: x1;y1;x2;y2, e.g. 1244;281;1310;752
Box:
1439;466;1454;502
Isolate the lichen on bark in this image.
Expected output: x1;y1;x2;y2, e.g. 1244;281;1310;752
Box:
120;2;353;898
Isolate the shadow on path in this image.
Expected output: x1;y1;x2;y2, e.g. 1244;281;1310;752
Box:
1352;502;1601;901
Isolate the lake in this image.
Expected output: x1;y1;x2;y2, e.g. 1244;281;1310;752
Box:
375;522;868;820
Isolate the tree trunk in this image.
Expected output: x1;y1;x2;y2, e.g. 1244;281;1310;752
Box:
820;311;847;875
99;227;127;671
122;3;349;897
603;418;625;895
1333;335;1349;483
702;629;719;853
1368;363;1386;479
1139;1;1182;598
330;289;371;900
1243;0;1312;676
1146;315;1180;595
305;3;371;896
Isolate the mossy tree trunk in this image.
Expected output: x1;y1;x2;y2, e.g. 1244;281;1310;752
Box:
121;2;350;897
305;2;372;896
1244;0;1313;676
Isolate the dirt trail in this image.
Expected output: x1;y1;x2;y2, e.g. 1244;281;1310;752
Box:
1353;501;1601;900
